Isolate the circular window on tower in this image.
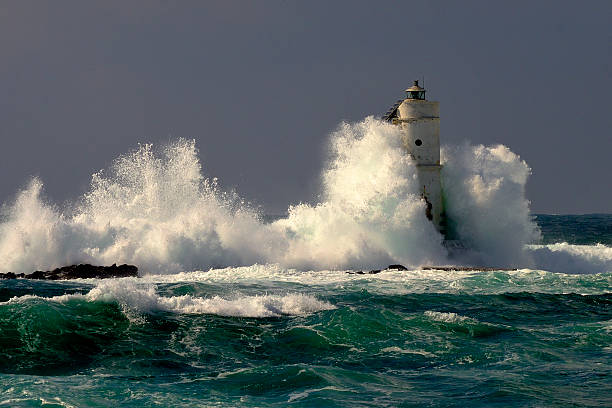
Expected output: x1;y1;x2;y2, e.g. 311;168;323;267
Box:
415;139;422;146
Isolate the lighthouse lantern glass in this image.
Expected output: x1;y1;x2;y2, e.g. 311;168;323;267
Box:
409;90;425;100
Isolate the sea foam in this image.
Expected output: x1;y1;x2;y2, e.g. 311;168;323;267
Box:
1;280;335;318
0;117;576;274
86;280;335;317
442;143;541;267
527;243;612;274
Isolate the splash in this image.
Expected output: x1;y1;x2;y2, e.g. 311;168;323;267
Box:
441;143;541;267
272;118;444;269
0;118;566;274
0;140;277;273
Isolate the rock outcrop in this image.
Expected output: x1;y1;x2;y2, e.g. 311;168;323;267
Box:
344;264;517;275
0;264;138;280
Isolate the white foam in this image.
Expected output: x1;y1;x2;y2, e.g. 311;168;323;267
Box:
527;242;612;274
0;121;446;273
133;264;612;295
1;292;87;305
88;280;335;317
1;279;335;318
287;386;350;403
0;118;598;275
441;143;541;267
424;310;477;324
271;119;445;269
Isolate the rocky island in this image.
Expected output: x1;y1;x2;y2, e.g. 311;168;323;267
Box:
0;264;138;280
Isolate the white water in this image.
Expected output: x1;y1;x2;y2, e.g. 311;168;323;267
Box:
87;280;335;317
3;263;610;321
424;310;479;324
442;143;541;267
0;117;607;275
2;279;335;318
527;243;612;274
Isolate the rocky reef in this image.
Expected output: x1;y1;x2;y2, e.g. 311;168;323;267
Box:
346;264;517;275
0;264;138;280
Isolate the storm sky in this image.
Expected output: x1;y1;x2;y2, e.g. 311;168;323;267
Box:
1;1;610;214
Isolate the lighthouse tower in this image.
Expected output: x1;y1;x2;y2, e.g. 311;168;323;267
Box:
382;80;445;234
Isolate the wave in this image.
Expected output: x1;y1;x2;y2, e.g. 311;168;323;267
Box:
442;143;541;267
424;310;477;323
528;242;612;274
1;280;335;318
88;280;335;317
422;310;509;338
0;117;565;274
143;263;612;295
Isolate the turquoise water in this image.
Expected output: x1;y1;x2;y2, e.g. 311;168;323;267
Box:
1;215;611;407
534;214;612;246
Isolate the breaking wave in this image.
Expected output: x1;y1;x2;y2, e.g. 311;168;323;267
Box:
527;243;612;274
2;280;335;318
0;117;602;274
442;143;541;267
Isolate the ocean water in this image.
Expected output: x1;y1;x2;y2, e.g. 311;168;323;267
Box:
1;119;611;406
1;241;611;408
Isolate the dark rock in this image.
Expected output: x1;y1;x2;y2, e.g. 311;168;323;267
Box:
0;272;24;279
422;266;518;271
28;270;50;280
343;264;517;276
16;264;139;280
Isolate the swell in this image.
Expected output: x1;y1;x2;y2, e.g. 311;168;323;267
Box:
535;214;612;246
0;295;127;375
2;285;610;379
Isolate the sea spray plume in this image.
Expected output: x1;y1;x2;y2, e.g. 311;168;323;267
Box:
271;117;446;269
72;139;280;272
0;123;551;274
0;178;88;273
441;143;541;267
0;126;447;273
0;141;282;274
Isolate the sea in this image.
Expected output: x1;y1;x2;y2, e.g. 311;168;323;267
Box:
0;119;611;407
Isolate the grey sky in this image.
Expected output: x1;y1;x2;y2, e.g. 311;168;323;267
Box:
0;1;610;214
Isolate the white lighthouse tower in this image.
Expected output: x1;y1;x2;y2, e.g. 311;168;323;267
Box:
383;80;445;234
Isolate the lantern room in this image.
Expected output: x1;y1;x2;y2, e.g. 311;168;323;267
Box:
405;80;426;100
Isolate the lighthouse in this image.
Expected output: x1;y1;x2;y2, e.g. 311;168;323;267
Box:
382;80;445;234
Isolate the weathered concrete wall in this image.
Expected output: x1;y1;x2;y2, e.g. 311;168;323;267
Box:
397;99;444;233
399;119;440;165
397;100;440;165
413;165;443;229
